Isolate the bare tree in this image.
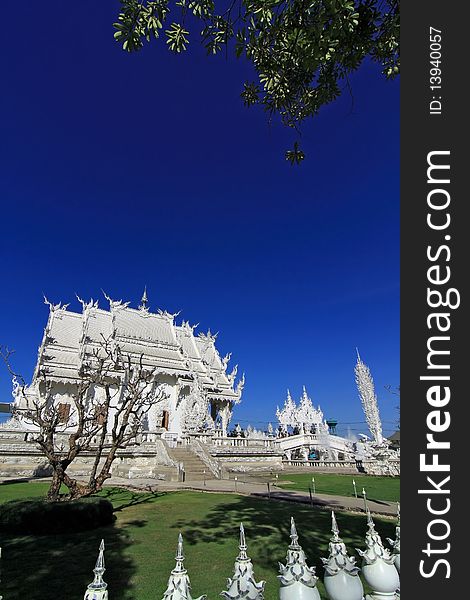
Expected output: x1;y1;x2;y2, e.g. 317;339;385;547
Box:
1;341;167;501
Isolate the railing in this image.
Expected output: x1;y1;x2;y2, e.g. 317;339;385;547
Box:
212;436;276;449
82;513;401;600
283;459;359;469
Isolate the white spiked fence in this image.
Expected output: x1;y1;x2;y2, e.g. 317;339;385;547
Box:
80;510;400;600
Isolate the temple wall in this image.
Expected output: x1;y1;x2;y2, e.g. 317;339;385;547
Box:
0;429;180;481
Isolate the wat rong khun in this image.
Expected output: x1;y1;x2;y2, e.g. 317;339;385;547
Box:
0;292;399;481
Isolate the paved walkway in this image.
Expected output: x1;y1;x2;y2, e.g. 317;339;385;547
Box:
105;476;398;517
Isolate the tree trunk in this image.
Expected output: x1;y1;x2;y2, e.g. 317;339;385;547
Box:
47;467;64;502
62;472;91;499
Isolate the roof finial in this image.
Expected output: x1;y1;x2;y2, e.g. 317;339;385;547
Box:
139;286;149;310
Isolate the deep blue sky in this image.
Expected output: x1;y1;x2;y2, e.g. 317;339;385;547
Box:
0;2;399;436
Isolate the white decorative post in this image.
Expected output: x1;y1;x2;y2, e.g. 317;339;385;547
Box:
84;540;108;600
352;479;357;498
278;517;321;600
162;534;206;600
356;511;399;600
321;512;364;600
355;350;383;445
386;504;400;573
221;523;265;600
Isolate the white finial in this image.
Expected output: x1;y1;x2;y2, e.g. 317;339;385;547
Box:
356;509;399;597
278;517;320;600
84;539;108;599
321;514;363;600
139;286;149;310
238;523;247;560
162;533;206;600
331;511;340;542
290;517;300;547
221;524;265;600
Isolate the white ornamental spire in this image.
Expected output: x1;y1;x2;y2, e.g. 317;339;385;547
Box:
278;518;320;600
354;350;383;444
321;512;363;600
276;390;297;433
356;511;399;600
221;523;265;600
162;534;206;600
139;286;149;310
296;387;316;433
84;539;108;600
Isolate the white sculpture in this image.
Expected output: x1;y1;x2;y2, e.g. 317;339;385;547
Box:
278;517;321;600
276;391;297;434
221;523;265;600
354;350;383;445
182;380;211;433
296;387;317;433
84;540;108;600
162;534;206;600
321;512;364;600
356;511;399;600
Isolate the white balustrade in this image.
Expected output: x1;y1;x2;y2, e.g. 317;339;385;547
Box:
80;509;399;600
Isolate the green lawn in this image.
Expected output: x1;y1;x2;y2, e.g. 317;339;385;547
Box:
0;481;397;600
277;472;400;503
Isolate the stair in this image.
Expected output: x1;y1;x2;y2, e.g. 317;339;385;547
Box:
168;446;212;482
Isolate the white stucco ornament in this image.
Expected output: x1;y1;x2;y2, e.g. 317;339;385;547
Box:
278;517;321;600
221;523;265;600
162;534;206;600
386;504;400;573
355;350;383;445
356;511;399;600
321;512;364;600
84;539;108;600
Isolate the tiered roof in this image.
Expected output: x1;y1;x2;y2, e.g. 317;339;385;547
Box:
33;294;243;404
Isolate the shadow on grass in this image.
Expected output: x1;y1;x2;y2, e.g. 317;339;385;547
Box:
1;521;136;600
99;486;164;512
172;493;396;578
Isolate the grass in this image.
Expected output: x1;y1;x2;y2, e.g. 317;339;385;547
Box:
277;472;400;503
0;481;397;600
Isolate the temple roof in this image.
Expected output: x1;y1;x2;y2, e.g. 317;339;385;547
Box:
32;296;243;403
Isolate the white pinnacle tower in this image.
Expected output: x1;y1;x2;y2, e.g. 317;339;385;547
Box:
84;540;108;600
221;523;265;600
321;512;364;600
162;534;206;600
278;517;320;600
354;350;383;445
356;511;399;600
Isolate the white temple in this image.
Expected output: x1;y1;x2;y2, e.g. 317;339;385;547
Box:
14;291;244;439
